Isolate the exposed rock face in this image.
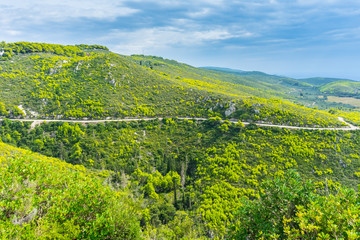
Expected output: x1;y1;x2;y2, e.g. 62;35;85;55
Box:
49;68;57;75
12;208;38;227
18;105;27;116
225;103;236;117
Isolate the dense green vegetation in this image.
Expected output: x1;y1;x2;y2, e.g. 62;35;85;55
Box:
1;41;360;239
0;41;344;127
320;80;360;98
0;142;141;239
329;108;360;126
75;44;109;51
1;118;360;238
299;77;353;86
228;170;360;239
0;42;85;60
201;67;311;89
202;66;359;110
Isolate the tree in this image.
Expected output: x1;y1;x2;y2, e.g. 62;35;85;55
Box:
1;51;11;60
228;170;316;240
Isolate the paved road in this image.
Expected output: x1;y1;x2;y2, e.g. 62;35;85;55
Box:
0;117;358;131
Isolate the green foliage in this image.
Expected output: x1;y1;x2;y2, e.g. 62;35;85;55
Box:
0;143;141;239
2;118;360;238
2;42;84;60
299;77;349;86
0;101;24;118
287;187;360;239
228;171;360;240
0;42;344;127
1;42;360;239
129;55;342;127
320;80;360;97
76;44;109;51
335;109;360;126
228;170;316;239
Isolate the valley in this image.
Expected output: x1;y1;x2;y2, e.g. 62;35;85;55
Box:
1;42;360;239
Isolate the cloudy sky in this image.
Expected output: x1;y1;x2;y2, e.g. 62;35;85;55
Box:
1;0;360;80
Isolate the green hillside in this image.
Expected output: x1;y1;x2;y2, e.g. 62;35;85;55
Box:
1;42;360;239
299;77;355;86
201;67;355;88
0;142;141;239
128;55;343;127
201;67;311;88
200;66;355;110
2;118;360;239
0;42;343;127
320;80;360;97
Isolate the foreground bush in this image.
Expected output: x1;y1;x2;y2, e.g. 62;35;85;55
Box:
228;170;360;240
0;143;141;239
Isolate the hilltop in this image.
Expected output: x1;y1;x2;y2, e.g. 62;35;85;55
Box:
320;80;360;97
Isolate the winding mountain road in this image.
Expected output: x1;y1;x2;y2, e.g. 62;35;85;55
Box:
1;116;358;131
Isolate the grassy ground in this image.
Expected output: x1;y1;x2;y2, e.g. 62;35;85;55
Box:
326;96;360;108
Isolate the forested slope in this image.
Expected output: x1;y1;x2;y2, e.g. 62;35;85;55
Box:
320;80;360;97
0;42;342;127
1;42;360;239
0;142;141;239
1;118;360;238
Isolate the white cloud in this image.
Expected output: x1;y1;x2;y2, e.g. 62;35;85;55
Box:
5;30;22;36
297;0;338;5
0;0;140;43
106;26;253;55
187;8;212;18
0;0;139;24
325;27;360;40
296;0;360;6
124;0;224;7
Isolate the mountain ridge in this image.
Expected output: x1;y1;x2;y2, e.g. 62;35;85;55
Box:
0;41;342;127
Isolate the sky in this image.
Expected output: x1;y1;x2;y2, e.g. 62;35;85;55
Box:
1;0;360;80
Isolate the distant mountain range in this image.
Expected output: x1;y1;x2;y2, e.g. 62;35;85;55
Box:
201;66;360;99
201;66;357;86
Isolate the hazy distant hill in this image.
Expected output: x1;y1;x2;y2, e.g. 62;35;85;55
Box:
201;66;312;88
201;66;360;109
202;66;358;87
201;66;244;73
299;77;356;86
320;80;360;97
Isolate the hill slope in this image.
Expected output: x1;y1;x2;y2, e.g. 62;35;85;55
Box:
201;67;311;88
201;66;360;110
299;77;355;86
320;80;360;97
0;42;342;127
0;142;141;239
2;117;360;238
128;55;342;127
1;42;360;239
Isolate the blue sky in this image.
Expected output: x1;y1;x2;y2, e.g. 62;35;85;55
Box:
1;0;360;80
